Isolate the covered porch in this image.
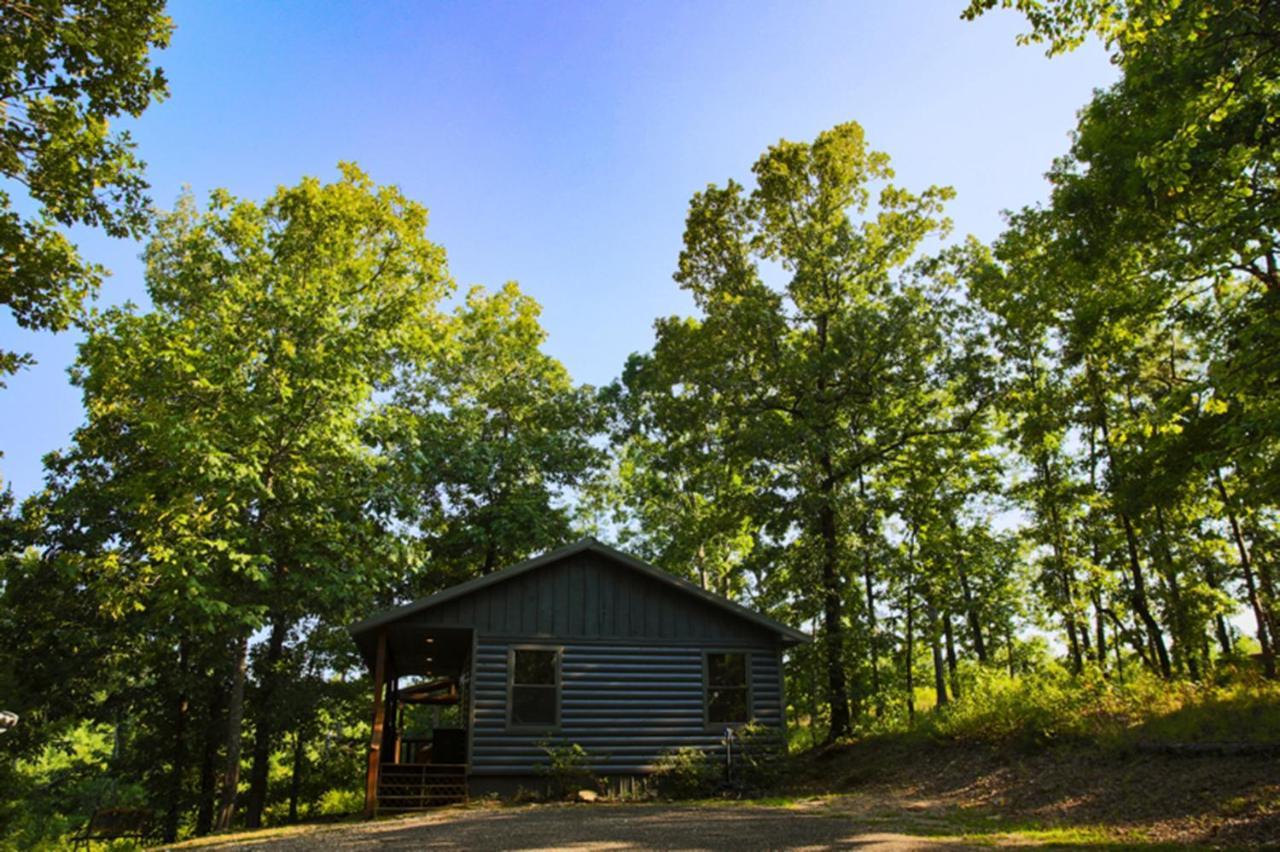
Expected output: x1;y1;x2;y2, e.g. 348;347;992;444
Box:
354;622;474;816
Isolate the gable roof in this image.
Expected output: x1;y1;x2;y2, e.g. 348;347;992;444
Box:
348;537;810;645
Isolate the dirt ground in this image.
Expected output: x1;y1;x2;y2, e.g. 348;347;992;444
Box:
163;802;996;851
795;739;1280;848
166;744;1280;850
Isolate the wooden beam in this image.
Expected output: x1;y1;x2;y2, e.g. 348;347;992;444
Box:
393;696;403;766
382;675;399;763
364;629;387;819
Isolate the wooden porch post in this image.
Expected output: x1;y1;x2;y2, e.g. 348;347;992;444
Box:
393;697;403;766
364;629;388;818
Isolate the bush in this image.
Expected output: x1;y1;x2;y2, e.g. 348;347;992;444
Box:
652;746;720;799
911;666;1280;751
314;787;363;817
0;724;148;851
537;742;596;799
729;722;786;792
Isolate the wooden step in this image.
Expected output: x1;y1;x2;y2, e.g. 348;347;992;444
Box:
377;764;468;812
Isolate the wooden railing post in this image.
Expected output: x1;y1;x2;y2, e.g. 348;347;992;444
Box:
364;629;388;818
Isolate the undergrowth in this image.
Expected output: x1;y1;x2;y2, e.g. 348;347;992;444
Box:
844;665;1280;751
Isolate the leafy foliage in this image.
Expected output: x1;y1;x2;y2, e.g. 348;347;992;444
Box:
651;746;720;799
0;0;172;383
387;282;604;586
536;741;596;799
610;121;995;740
5;0;1280;843
908;666;1280;751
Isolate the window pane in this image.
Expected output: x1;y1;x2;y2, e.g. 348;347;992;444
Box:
708;687;749;724
514;649;557;685
708;653;747;687
511;685;557;726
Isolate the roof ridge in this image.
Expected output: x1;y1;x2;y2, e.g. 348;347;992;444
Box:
348;537;810;644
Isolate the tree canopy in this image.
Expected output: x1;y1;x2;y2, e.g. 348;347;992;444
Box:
0;0;171;383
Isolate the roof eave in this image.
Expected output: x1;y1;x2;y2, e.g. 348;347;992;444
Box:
348;537;812;645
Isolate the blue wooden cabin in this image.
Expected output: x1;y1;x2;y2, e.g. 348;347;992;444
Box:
348;537;808;813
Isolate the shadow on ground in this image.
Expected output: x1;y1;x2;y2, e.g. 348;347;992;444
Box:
800;738;1279;848
167;802;1171;851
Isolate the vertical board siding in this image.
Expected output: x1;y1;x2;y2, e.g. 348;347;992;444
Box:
415;551;780;647
470;639;785;775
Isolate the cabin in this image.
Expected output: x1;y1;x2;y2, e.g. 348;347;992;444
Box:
348;537;808;813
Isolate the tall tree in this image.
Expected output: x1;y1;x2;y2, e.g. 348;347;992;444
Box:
600;347;763;598
967;0;1280;678
626;122;990;739
28;164;449;832
388;282;603;586
0;0;171;382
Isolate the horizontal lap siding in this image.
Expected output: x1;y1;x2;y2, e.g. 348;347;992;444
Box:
471;640;785;775
752;650;783;727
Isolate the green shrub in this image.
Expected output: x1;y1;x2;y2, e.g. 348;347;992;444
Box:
910;666;1280;751
537;741;596;799
652;746;720;799
729;722;786;792
0;724;148;851
314;787;363;817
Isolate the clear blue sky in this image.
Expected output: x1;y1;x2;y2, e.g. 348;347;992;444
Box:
0;0;1115;499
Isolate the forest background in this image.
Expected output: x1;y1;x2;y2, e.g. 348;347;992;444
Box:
1;0;1278;846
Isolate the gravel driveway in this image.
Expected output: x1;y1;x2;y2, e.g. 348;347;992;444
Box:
170;803;981;851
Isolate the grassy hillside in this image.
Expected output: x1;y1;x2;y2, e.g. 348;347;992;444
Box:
780;669;1280;847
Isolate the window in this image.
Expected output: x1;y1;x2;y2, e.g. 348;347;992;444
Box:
705;652;750;725
509;647;559;728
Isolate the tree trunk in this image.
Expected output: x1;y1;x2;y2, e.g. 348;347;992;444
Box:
1153;504;1199;679
1101;454;1171;675
245;617;290;829
1087;428;1108;670
957;563;987;664
1088;359;1171;678
1106;610;1127;682
164;641;190;844
196;675;227;837
808;617;822;747
944;612;960;699
864;563;882;715
1110;605;1153;672
905;538;917;723
288;729;306;823
1041;459;1084;675
1056;544;1084;673
905;602;916;723
1005;623;1015;677
1202;563;1235;658
1254;548;1280;651
859;469;883;716
215;632;251;832
1119;516;1172;680
1215;470;1276;678
1090;589;1108;668
818;455;850;741
930;604;948;709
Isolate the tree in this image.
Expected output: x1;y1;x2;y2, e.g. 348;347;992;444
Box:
388;282;603;586
24;164;449;833
600;347;763;598
0;0;172;382
967;0;1280;679
623;122;991;739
